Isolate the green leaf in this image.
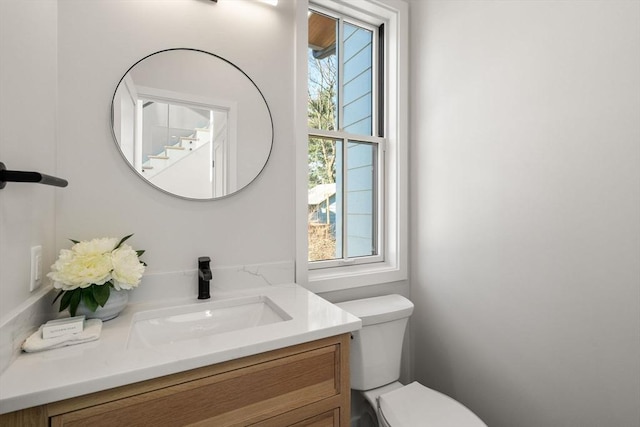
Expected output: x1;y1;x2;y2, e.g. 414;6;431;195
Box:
69;239;80;244
82;289;99;312
92;284;111;307
59;290;73;312
52;289;65;305
136;250;145;257
68;289;82;317
115;234;133;249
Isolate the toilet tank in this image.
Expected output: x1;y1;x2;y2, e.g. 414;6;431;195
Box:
336;295;414;391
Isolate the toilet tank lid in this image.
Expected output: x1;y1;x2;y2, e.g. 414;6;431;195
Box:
335;295;414;326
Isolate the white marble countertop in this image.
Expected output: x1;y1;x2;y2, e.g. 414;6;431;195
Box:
0;283;361;414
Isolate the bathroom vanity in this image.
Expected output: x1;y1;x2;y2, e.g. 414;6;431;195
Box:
0;284;360;426
1;334;349;426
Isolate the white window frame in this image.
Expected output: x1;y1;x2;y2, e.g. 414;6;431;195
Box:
296;0;408;292
307;6;383;269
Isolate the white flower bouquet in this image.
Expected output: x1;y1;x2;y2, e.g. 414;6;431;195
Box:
49;234;146;316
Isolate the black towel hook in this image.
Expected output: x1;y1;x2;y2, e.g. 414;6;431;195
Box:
0;162;68;190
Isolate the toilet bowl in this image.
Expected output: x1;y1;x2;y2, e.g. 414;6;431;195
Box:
336;295;486;427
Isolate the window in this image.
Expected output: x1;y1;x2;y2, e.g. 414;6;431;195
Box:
297;0;408;291
307;7;384;268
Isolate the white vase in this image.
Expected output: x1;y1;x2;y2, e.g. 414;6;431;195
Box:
75;289;129;321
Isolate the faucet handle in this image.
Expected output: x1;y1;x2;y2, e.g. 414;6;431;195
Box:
198;256;212;300
198;256;212;280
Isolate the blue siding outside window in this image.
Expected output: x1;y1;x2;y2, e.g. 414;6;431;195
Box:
342;22;375;258
346;142;375;257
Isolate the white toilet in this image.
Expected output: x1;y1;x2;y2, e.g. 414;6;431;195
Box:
336;295;487;427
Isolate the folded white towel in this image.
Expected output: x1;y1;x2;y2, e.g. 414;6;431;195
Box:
22;319;103;353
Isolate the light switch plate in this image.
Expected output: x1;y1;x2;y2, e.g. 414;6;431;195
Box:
30;245;42;292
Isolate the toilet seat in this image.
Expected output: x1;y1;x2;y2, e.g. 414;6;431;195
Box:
377;382;487;427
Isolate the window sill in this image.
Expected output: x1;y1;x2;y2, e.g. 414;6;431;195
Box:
304;260;407;293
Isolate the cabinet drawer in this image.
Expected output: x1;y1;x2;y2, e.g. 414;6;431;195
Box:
51;345;340;427
291;409;339;427
252;408;340;427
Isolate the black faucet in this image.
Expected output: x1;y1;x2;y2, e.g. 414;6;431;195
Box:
198;257;212;300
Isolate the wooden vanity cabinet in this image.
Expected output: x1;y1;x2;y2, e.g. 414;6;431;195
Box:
0;334;350;427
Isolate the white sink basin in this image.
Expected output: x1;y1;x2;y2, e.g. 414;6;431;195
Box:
127;295;292;349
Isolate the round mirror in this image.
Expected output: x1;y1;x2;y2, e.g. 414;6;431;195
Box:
111;48;273;200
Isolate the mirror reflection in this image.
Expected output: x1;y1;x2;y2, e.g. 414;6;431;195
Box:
111;49;273;200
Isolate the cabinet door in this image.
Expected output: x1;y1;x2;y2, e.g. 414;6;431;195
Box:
50;345;341;427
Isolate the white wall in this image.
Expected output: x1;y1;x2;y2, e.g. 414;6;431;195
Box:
409;1;640;426
0;0;58;323
150;141;213;199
